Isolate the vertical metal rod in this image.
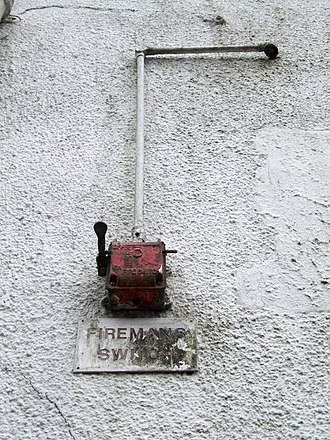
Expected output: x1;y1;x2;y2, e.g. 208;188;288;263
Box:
132;52;146;241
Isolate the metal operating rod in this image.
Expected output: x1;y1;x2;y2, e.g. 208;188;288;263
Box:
132;43;278;240
132;52;146;241
142;43;278;59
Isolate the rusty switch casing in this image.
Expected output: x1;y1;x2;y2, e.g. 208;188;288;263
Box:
94;222;175;311
105;241;167;310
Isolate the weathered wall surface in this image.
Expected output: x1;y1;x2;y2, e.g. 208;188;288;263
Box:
1;0;329;439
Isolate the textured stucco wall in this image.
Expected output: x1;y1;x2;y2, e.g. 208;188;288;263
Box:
1;1;329;439
0;1;14;22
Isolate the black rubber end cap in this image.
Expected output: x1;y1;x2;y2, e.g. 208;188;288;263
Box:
94;221;107;237
264;44;279;60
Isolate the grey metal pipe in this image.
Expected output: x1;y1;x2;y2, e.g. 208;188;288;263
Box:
132;52;146;241
132;43;278;241
141;43;278;59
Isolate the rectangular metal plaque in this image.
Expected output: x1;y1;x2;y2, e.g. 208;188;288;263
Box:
73;318;197;373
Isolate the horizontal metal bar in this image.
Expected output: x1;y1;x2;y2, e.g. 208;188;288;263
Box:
138;43;278;59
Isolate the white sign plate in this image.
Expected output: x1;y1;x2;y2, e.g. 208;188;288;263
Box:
73;318;197;373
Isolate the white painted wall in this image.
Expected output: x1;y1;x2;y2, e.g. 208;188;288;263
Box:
0;1;13;22
1;1;329;439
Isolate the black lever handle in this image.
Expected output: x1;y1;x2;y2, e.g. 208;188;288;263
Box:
94;222;108;276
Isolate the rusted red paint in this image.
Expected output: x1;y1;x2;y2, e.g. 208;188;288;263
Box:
104;241;168;310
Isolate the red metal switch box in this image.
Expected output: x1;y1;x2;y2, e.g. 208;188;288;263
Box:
94;222;177;311
103;241;168;311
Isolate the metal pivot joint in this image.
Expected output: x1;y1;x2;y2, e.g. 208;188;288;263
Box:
94;42;278;311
